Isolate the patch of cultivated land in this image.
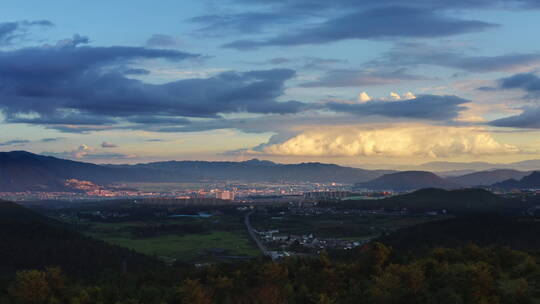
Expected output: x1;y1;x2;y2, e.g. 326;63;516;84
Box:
80;216;260;263
90;231;259;263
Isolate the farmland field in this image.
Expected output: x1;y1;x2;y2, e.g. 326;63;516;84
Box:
80;214;260;263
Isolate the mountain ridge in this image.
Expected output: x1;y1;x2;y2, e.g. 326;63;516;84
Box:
447;169;529;186
493;171;540;190
0;151;393;191
354;171;459;191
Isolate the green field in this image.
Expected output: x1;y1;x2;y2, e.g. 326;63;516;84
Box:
81;216;260;263
90;231;259;263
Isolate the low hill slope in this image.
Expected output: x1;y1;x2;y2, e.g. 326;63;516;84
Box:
378;215;540;252
493;171;540;190
339;188;505;214
0;201;162;276
354;171;459;191
0;200;60;225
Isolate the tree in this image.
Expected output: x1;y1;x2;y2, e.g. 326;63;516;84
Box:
8;270;51;304
175;279;212;304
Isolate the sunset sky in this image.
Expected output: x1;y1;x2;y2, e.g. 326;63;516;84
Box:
1;0;540;167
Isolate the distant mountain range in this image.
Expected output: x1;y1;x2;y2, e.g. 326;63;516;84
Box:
492;171;540;190
355;169;539;191
446;169;530;186
0;151;391;191
1;151;539;192
400;160;540;172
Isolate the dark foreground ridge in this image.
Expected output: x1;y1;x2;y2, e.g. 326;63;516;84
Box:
2;197;540;303
0;200;162;277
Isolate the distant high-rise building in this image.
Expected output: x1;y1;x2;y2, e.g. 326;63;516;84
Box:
216;190;235;200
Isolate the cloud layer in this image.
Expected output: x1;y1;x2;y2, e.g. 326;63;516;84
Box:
0;20;53;45
368;43;540;73
326;95;469;120
300;68;425;87
223;7;496;49
489;107;540;128
259;126;519;157
0;41;304;131
43;144;135;160
486;73;540;129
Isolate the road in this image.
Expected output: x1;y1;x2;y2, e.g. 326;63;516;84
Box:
244;211;273;260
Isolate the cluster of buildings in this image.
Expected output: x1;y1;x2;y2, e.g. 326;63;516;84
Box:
256;229;363;252
0;179;367;203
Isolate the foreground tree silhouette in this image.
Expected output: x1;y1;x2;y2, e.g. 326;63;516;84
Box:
175;279;213;304
8;270;51;304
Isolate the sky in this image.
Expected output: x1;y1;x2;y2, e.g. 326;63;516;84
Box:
1;0;540;167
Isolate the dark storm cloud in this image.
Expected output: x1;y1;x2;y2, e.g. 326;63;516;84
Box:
0;20;53;45
326;95;469;120
499;73;540;92
485;73;540;128
300;68;427;87
0;43;304;130
483;73;540;97
369;42;540;73
223;7;497;49
489;107;540;128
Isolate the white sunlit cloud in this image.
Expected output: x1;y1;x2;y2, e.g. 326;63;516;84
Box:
257;125;520;158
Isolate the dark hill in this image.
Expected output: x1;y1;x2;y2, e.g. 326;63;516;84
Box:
339;188;505;214
0;200;162;276
448;169;529;186
0;151;145;191
354;171;458;191
493;171;540;190
378;215;540;252
0;200;60;226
